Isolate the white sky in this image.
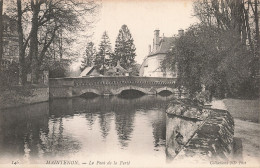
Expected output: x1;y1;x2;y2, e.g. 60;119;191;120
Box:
3;0;198;70
90;0;198;65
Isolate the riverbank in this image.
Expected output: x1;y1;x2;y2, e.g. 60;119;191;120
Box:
211;98;260;167
0;85;49;109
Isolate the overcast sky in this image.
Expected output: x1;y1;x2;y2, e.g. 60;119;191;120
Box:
91;0;198;65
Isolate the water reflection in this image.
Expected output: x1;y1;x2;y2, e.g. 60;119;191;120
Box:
0;103;49;163
0;95;173;164
99;111;113;139
151;110;166;148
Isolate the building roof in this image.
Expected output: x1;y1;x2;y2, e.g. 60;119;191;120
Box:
106;61;128;73
115;63;128;73
148;37;175;57
80;66;95;77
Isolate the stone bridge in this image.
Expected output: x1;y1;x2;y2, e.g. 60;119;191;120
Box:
49;76;177;98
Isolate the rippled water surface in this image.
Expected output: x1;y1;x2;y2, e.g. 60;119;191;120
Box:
0;95;174;166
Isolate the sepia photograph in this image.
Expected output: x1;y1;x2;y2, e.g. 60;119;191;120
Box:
0;0;259;167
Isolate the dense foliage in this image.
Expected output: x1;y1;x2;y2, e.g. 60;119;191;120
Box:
163;24;253;98
163;0;259;98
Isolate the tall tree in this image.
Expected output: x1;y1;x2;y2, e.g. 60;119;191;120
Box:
29;0;44;84
94;31;112;74
113;24;136;69
17;0;29;84
193;0;256;49
251;0;259;79
81;42;96;71
14;0;98;83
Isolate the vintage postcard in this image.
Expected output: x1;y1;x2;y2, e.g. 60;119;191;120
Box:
0;0;259;168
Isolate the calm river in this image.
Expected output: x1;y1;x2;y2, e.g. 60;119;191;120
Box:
0;95;176;166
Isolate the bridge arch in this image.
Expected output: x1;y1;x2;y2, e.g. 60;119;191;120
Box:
78;88;102;96
156;87;175;94
112;86;150;95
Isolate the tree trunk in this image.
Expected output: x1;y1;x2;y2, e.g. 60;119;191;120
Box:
240;0;247;45
59;29;63;59
245;0;254;52
17;0;26;85
254;0;259;76
0;0;3;72
29;0;40;84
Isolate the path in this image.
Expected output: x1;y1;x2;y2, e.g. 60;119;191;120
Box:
211;99;260;167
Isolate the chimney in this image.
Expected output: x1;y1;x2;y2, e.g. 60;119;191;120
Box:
148;45;151;54
178;29;184;36
153;29;160;51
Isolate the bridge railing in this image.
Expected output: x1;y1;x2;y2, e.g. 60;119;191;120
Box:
50;76;177;87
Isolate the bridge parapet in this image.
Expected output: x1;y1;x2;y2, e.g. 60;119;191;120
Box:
49;78;74;87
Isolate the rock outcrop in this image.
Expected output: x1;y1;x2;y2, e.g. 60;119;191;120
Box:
166;99;210;120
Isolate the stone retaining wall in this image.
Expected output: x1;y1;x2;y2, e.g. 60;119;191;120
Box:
166;99;236;163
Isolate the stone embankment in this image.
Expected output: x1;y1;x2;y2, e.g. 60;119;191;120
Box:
166;99;240;163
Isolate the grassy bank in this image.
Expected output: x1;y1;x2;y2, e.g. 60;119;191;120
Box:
223;98;259;123
0;85;49;109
